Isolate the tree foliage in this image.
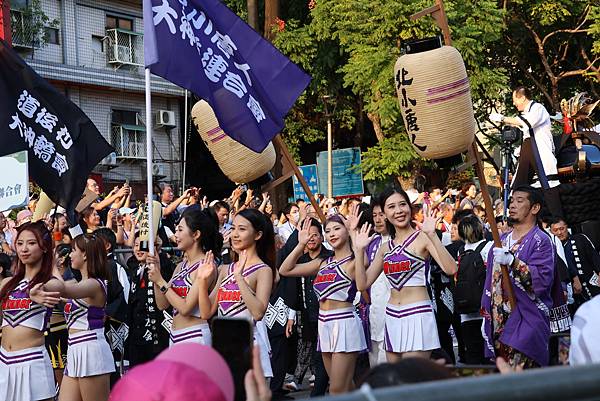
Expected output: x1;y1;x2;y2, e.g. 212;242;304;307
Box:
229;0;600;183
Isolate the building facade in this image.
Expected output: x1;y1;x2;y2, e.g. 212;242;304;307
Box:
10;0;185;195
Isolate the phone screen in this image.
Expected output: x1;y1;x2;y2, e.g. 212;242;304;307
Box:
212;318;253;401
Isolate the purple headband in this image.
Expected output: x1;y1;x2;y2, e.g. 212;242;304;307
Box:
325;214;346;228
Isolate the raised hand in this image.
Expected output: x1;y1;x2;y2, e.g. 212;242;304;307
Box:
245;345;272;401
298;203;310;227
29;283;61;308
353;223;375;251
345;205;363;232
298;218;312;246
196;251;216;283
234;249;248;276
421;205;441;236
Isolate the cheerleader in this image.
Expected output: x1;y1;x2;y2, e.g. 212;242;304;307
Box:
197;208;274;378
0;221;63;401
58;234;114;401
353;187;457;362
147;208;222;346
279;215;366;394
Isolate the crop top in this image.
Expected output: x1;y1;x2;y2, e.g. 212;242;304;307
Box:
64;278;107;331
313;255;356;303
170;259;203;318
383;231;430;290
1;278;52;331
217;262;269;319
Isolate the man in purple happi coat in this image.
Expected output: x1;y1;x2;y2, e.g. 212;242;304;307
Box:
482;186;555;368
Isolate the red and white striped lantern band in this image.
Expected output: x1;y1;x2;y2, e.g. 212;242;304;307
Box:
394;37;476;160
191;100;276;184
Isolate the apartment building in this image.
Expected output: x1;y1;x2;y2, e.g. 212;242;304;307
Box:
10;0;185;194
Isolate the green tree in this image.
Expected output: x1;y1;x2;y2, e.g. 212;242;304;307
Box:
273;0;506;180
501;1;600;110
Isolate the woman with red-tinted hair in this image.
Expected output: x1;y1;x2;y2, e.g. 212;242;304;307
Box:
0;221;63;401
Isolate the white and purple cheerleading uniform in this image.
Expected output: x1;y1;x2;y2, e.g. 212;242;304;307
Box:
0;278;56;401
63;278;115;377
383;231;440;353
218;262;273;377
169;259;211;346
313;255;367;353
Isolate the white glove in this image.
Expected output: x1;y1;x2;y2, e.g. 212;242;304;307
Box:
489;112;504;123
493;247;514;266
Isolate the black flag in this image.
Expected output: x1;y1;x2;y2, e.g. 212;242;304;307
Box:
0;39;113;221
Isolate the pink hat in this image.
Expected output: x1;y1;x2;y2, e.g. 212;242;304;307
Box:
110;344;234;401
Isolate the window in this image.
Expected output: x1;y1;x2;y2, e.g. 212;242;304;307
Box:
91;35;105;53
111;110;146;159
10;9;35;48
112;110;139;126
106;15;133;32
105;16;143;66
45;27;59;45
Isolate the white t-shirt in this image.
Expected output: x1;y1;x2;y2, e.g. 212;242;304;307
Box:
517;101;559;188
277;222;295;243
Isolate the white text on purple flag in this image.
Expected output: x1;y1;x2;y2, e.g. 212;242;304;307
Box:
151;0;265;123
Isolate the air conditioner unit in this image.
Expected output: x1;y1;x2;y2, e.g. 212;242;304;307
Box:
152;164;166;177
116;45;132;63
155;110;176;128
101;152;118;166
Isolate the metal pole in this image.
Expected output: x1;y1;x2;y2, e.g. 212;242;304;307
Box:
327;118;333;198
315;363;600;401
182;89;189;190
144;68;155;256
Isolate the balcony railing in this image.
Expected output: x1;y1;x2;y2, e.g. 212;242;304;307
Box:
11;10;37;49
105;28;143;67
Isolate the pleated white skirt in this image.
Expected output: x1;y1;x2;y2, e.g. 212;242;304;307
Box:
65;329;115;377
384;301;440;353
0;345;56;401
317;307;367;353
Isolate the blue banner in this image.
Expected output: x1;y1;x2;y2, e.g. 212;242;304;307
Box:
317;148;364;197
292;164;319;202
143;0;311;153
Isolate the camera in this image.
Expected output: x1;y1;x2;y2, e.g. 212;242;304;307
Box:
501;125;522;145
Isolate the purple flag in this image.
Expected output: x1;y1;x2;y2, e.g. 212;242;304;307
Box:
143;0;311;153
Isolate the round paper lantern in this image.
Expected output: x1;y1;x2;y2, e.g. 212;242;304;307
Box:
394;37;476;159
191;100;276;184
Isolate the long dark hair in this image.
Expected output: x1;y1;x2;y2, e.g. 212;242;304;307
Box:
236;209;275;273
72;234;110;281
378;186;413;238
180;207;223;256
0;221;54;303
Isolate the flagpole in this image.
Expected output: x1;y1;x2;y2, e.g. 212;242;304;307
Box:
182;89;188;189
145;68;155;256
